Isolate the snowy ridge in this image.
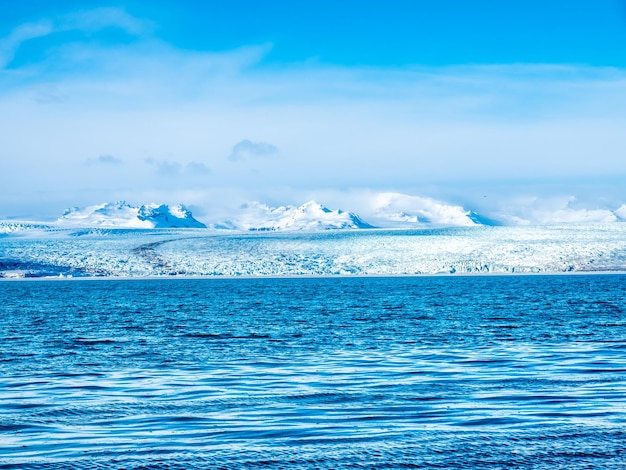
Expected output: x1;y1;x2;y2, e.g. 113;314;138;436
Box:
57;202;206;228
217;201;373;231
611;204;626;222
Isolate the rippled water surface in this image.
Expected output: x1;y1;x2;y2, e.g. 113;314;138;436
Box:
1;275;626;468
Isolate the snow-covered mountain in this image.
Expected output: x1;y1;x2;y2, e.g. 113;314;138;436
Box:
368;192;483;227
217;201;373;231
611;204;626;222
8;195;626;233
57;202;206;228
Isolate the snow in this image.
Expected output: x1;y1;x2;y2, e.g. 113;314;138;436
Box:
56;202;206;228
217;200;373;231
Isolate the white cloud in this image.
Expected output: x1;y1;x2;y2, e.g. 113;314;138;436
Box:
228;139;279;161
368;192;477;227
153;160;182;176
489;196;621;225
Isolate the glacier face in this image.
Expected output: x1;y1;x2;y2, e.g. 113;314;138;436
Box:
1;225;625;278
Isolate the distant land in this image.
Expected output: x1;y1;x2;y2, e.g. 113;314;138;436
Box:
214;201;373;231
2;195;626;232
57;202;207;229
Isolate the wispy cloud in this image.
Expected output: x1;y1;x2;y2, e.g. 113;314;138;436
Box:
0;20;54;68
61;7;153;35
0;7;150;70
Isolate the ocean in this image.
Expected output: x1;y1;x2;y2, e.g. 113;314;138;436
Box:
1;274;625;468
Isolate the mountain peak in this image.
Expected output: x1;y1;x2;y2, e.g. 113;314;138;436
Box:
57;202;206;228
217;201;373;231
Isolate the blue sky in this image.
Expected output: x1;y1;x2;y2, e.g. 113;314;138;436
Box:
5;0;626;67
1;1;626;220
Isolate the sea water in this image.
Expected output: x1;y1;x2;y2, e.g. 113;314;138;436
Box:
1;275;625;468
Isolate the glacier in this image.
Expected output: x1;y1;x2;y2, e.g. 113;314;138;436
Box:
1;224;625;278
